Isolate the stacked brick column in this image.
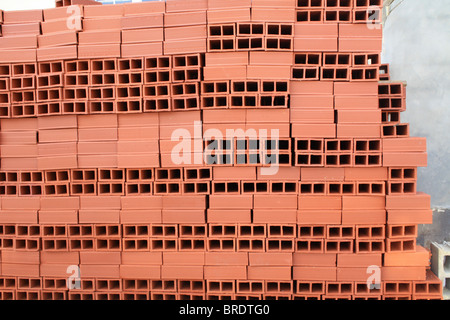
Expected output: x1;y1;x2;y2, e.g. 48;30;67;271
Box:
0;0;443;300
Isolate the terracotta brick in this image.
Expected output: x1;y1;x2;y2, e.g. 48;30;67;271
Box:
78;30;121;45
254;194;297;209
207;209;251;224
162;266;204;280
1;23;41;38
84;4;124;18
253;209;297;224
121;14;163;29
250;52;293;66
203;66;247;80
1;251;40;264
341;209;386;225
44;6;83;21
2;264;40;277
78;44;121;59
40;252;79;265
207;8;251;24
205;252;248;266
209;195;253;209
337;267;374;281
292;123;336;138
3;9;43;24
252;8;295;22
165;25;207;41
383;137;427;153
344;168;388;181
342;195;385;209
83;17;122;30
120;265;161;279
162;209;206;224
162;195;206;209
205;52;248;66
293;267;337;281
0;34;38;49
164;11;206;27
387;209;432;225
247;65;291;80
248;253;292;266
208;0;251;9
386;193;431;210
166;0;207;12
163;252;205;266
213;167;256;180
204;266;247;280
123;1;165;15
248;266;291;280
301;168;344;181
290;81;333;95
290;108;334;123
337;253;382;267
252;0;295;7
122;28;164;43
121;252;162;265
382;267;426;281
298;196;342;210
297;210;341;225
334;82;379;95
80;252;121;265
293;253;336;267
39;210;78;224
384;246;430;267
164;39;207;55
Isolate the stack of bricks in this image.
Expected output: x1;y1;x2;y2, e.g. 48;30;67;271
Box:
0;0;443;300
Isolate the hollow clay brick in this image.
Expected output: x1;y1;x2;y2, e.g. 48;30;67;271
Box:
121;252;162;265
297;210;341;225
3;9;43;24
248;266;291;281
293;253;337;267
0;35;38;49
207;8;251;24
386;193;431;210
293;267;337;281
78;30;121;45
248;253;292;266
80;252;121;265
40;251;79;265
122;28;164;44
123;1;165;15
164;11;207;27
84;4;124;18
209;195;253;209
165;0;207;12
204;266;247;280
119;265;161;279
2;264;40;277
208;0;251;9
162;266;204;280
205;52;248;66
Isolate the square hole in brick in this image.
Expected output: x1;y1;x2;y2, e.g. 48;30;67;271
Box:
444;256;450;273
444;278;450;292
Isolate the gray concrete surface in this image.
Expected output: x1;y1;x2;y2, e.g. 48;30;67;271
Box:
418;209;450;249
382;0;450;209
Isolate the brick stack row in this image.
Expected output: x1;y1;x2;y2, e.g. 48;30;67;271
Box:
0;0;442;300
